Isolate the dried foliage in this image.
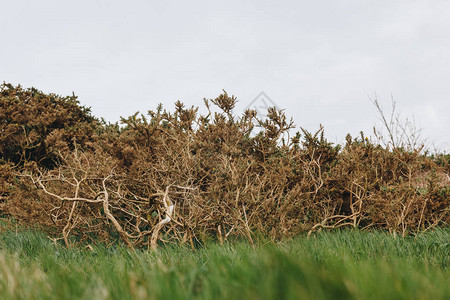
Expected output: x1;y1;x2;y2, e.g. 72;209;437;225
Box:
0;83;98;168
0;84;448;248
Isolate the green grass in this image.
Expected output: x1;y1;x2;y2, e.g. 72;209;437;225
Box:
0;228;448;300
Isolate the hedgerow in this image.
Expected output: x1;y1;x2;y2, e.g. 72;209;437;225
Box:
0;83;448;249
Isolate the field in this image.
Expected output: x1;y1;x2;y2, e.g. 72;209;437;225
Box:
0;228;448;300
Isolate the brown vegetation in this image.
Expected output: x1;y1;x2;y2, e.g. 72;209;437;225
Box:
0;83;448;248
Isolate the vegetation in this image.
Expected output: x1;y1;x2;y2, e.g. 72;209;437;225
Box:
0;228;447;299
0;83;97;168
0;83;448;249
0;83;448;299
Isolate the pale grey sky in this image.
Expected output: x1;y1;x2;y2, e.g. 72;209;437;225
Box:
1;0;449;150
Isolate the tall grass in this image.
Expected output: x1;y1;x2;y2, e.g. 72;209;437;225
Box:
0;229;448;299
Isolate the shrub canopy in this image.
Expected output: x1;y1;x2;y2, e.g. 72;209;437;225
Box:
0;84;448;248
0;83;98;168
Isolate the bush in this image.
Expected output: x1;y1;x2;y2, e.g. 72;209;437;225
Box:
0;85;448;249
0;83;98;168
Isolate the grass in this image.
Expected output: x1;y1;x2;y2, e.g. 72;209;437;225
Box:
0;228;448;300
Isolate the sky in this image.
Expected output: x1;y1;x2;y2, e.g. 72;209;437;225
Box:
1;0;449;151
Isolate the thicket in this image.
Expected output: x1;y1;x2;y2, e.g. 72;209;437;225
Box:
0;83;448;249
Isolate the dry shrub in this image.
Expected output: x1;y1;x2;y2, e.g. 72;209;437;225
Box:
0;161;13;216
0;83;98;168
311;134;449;236
0;85;448;248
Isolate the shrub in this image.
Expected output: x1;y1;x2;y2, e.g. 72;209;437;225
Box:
0;83;98;168
0;85;448;249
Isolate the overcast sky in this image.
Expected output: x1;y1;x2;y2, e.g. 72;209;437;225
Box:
1;0;449;150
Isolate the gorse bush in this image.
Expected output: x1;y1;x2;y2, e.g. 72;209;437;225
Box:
0;83;448;249
0;83;98;168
